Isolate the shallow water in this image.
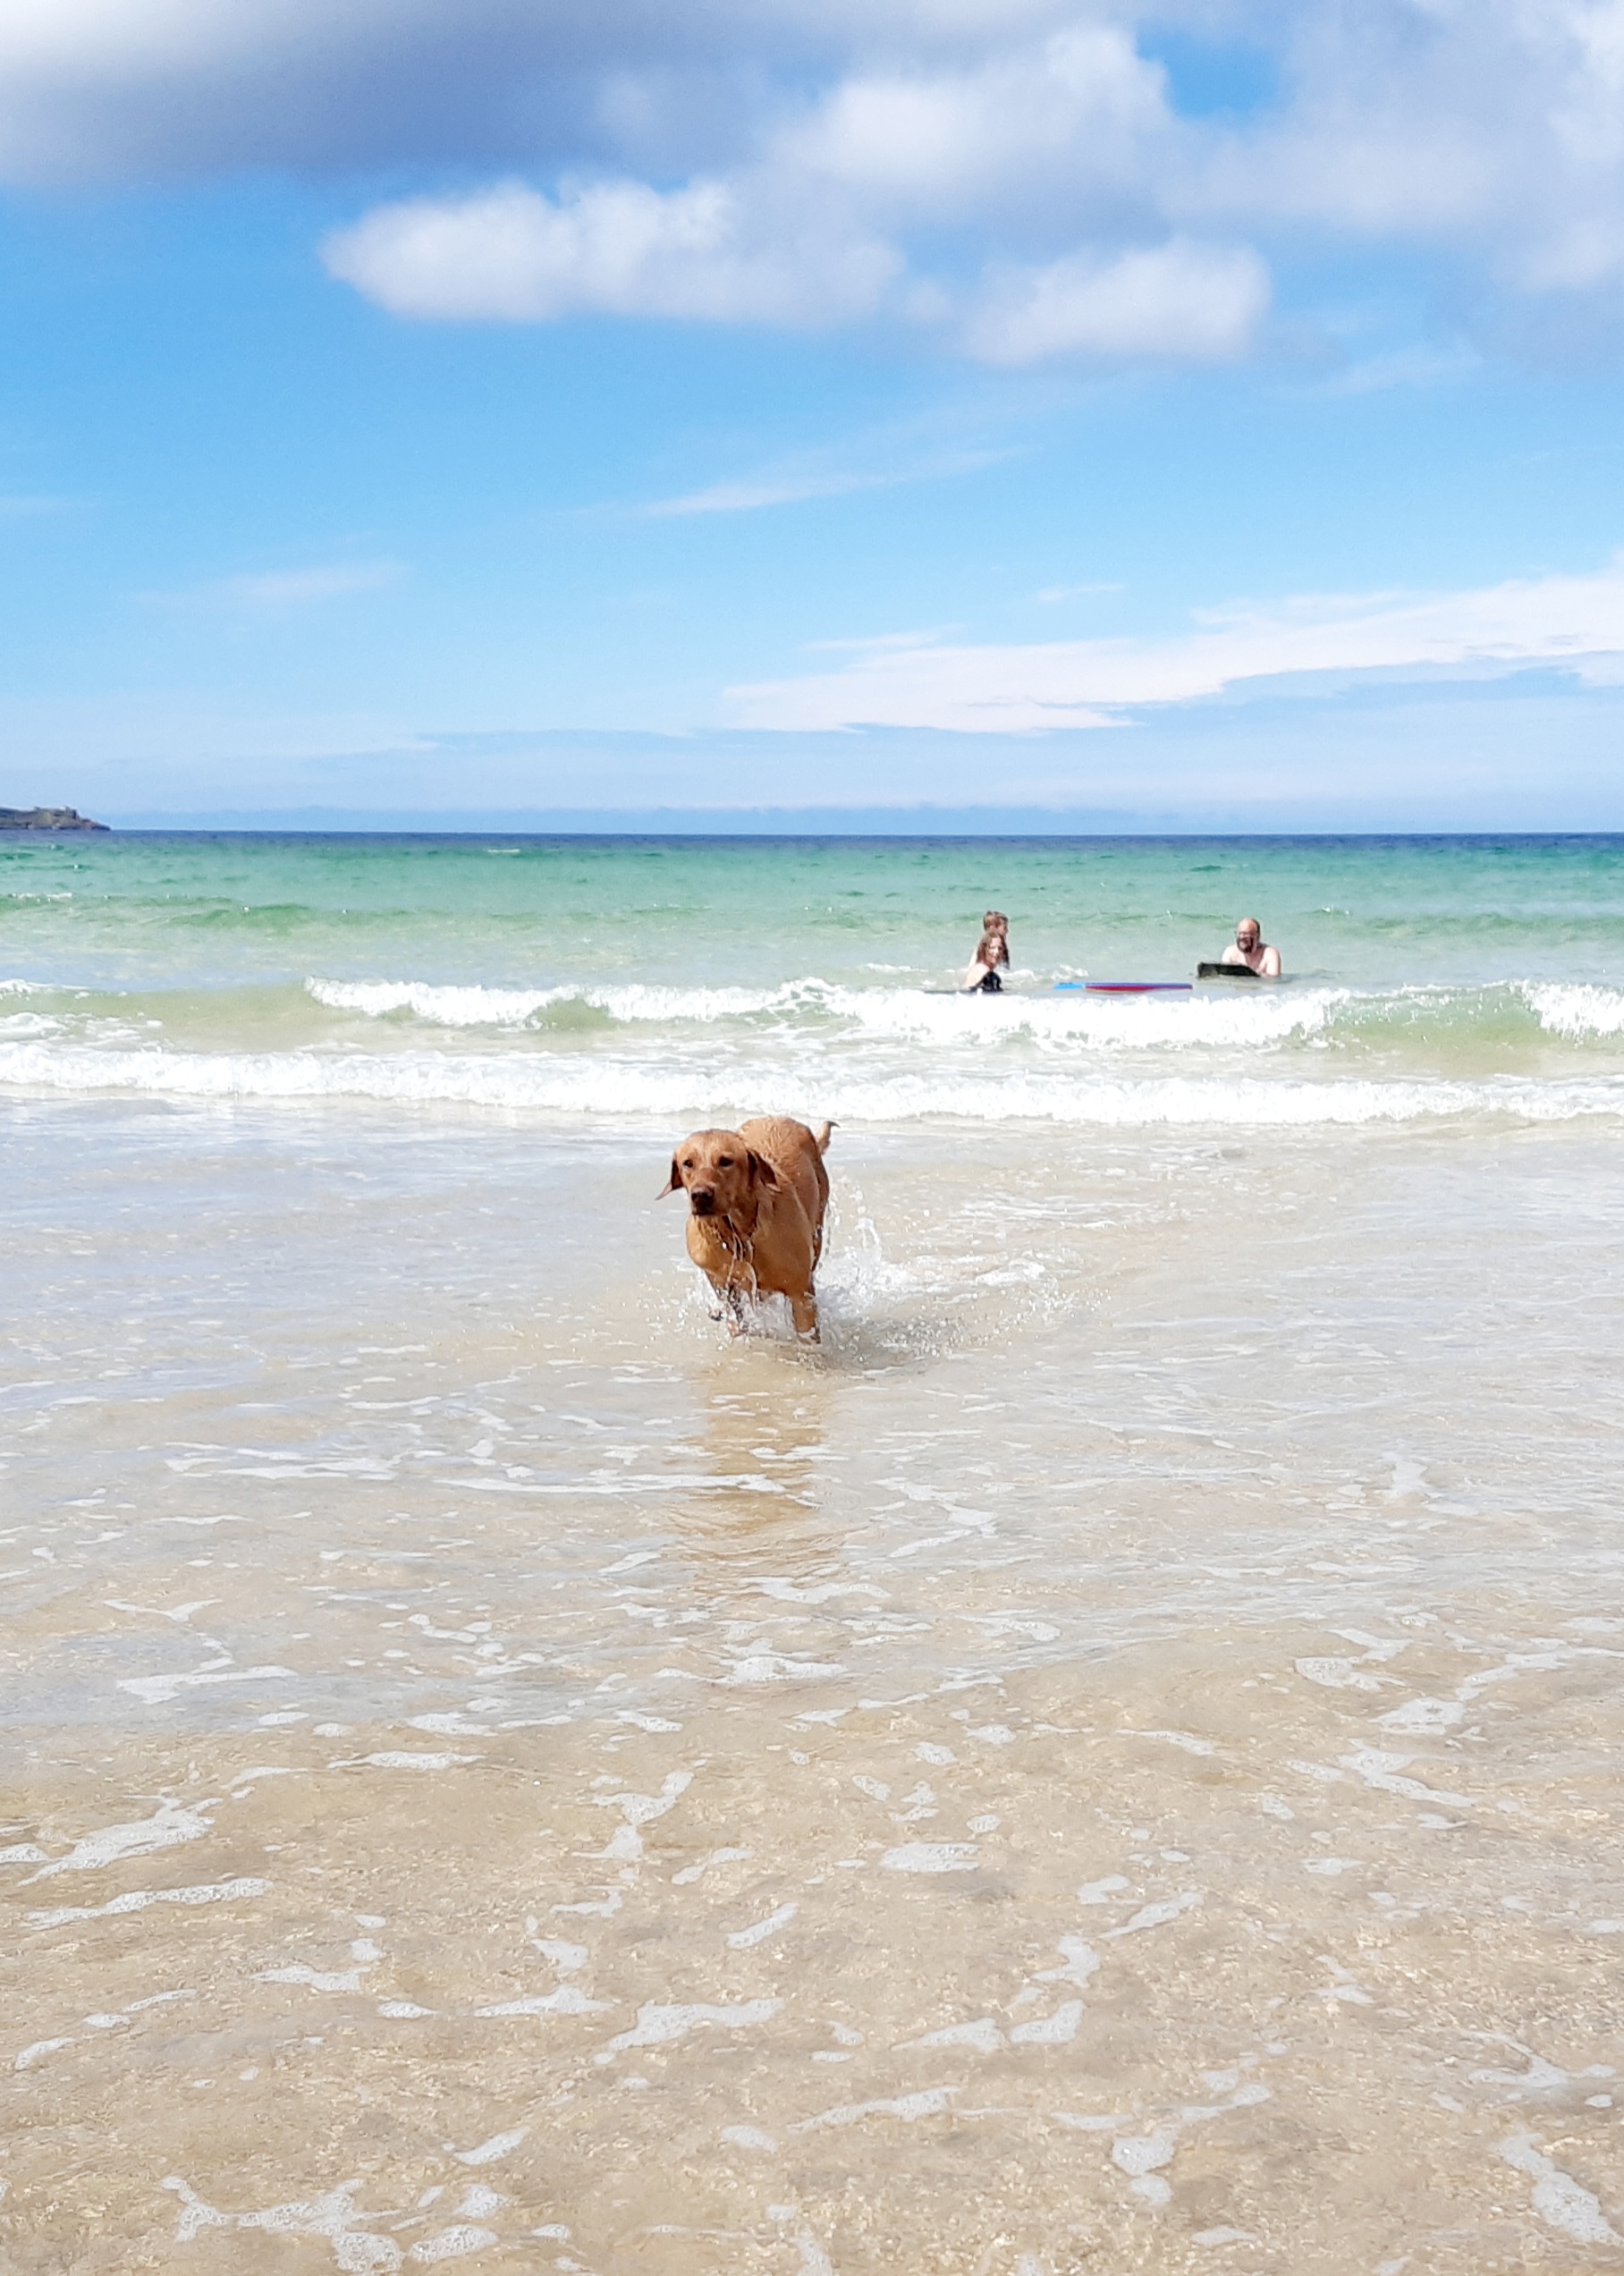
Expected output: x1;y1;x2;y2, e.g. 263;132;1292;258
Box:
3;836;1622;2272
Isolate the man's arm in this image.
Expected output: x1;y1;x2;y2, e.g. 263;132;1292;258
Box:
1260;944;1281;976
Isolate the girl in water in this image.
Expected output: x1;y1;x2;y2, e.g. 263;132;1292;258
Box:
960;924;1007;993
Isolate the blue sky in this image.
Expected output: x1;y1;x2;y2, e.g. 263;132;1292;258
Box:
2;1;1623;827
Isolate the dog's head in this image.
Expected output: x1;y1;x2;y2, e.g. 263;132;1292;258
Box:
659;1128;778;1219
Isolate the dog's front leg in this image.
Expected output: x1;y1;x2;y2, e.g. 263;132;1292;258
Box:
790;1290;819;1342
724;1283;749;1337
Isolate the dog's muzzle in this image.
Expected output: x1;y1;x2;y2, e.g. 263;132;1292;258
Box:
689;1189;716;1216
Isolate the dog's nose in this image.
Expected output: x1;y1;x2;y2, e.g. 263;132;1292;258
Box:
689;1189;716;1215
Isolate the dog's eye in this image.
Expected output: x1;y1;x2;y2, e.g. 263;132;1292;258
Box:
717;1155;734;1166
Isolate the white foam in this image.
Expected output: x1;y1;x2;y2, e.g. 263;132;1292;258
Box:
165;2176;406;2269
1105;1891;1204;1937
880;1842;979;1873
900;2018;1002;2052
410;2225;497;2263
25;1800;215;1881
1339;1747;1473;1807
15;2037;73;2070
27;1877;268;1929
726;1901;799;1948
1523;981;1624;1040
1500;2134;1621;2244
793;2088;954;2131
475;1987;608;2017
308;977;566;1026
120;1661;294;1705
453;2128;528;2166
1009;2001;1086;2044
597;1999;781;2059
306;970;1364;1047
1377;1696;1465;1734
529;1938;588;1971
6;1036;1620;1127
1036;1937;1101;1989
309;971;1624;1062
331;1752;478;1771
1077;1876;1129;1905
258;1962;368;1993
1112;2128;1178;2177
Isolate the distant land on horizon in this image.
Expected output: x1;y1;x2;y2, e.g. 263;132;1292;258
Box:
0;806;108;832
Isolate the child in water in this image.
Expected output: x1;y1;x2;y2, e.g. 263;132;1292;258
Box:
960;917;1009;993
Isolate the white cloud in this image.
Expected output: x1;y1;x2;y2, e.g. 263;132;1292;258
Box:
646;472;894;517
777;24;1170;215
326;168;1255;362
7;2;1624;363
323;177;899;327
642;436;1011;516
726;559;1624;732
961;238;1269;364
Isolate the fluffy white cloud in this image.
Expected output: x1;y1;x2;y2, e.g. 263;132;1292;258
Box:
726;561;1624;732
7;1;1624;359
962;238;1268;363
777;24;1170;216
325;175;1258;360
323;177;899;326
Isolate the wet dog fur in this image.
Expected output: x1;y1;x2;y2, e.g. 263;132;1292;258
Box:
660;1116;833;1340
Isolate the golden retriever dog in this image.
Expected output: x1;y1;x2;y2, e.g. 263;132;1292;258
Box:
661;1116;833;1341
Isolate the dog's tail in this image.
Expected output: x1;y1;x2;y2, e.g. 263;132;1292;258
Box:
813;1120;835;1156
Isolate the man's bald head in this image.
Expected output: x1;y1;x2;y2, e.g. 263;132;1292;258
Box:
1236;917;1262;943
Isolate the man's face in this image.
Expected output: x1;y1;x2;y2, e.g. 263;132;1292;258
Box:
1236;926;1259;952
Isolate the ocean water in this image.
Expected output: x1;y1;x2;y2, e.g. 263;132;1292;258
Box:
4;833;1622;2273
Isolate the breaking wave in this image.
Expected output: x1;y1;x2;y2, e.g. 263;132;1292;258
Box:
306;973;1349;1049
3;1037;1620;1128
1522;981;1624;1039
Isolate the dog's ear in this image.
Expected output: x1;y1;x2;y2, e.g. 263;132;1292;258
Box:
658;1155;682;1197
748;1149;779;1187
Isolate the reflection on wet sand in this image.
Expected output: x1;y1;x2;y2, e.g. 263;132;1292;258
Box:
669;1374;837;1572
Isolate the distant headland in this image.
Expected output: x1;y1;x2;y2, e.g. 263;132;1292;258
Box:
0;806;108;832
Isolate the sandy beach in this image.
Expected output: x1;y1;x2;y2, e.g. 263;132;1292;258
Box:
4;833;1623;2272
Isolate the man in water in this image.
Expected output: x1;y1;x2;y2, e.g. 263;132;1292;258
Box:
1222;917;1281;976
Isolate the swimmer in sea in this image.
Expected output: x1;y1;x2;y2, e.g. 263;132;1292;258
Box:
960;932;1006;992
1221;917;1282;977
983;910;1011;969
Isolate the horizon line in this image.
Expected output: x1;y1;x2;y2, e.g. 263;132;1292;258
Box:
77;802;1624;842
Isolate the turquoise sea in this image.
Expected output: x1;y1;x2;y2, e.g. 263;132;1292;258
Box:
4;831;1624;1121
4;830;1623;2272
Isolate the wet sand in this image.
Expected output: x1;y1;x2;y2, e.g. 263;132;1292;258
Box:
4;1099;1623;2272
